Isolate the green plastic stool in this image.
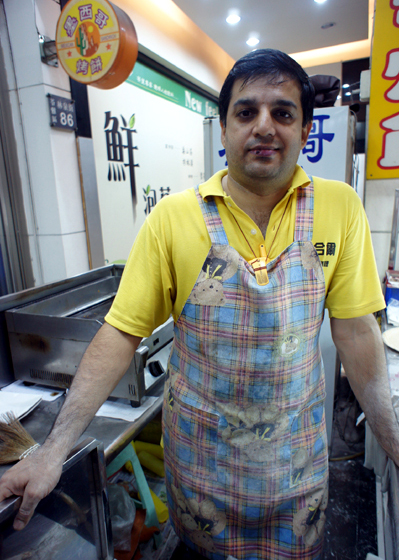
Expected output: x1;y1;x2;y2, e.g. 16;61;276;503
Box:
106;443;162;548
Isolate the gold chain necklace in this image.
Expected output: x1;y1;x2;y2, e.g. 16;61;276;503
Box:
230;194;292;286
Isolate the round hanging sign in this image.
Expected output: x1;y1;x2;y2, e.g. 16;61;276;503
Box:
56;0;138;89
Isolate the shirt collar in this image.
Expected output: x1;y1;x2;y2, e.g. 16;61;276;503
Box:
199;165;311;201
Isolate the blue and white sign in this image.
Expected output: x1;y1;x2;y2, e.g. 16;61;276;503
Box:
298;106;351;183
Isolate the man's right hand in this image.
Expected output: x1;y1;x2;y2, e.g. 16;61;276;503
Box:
0;446;63;530
0;323;142;531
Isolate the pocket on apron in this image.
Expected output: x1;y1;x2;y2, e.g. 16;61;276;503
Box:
166;387;219;482
290;397;327;489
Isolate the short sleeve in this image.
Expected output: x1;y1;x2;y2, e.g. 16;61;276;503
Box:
325;193;385;319
105;210;175;338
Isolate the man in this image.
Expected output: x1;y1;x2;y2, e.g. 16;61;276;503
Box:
0;49;397;560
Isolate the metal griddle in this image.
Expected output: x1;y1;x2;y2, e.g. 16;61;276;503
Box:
5;265;173;406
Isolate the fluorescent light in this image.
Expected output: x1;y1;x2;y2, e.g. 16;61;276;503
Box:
342;83;350;88
345;91;351;96
314;0;327;3
226;13;241;25
246;37;260;47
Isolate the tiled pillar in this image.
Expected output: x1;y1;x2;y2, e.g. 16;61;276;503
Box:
365;179;399;281
2;0;89;285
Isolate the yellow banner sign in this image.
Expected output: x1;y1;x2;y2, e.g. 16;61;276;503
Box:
56;0;120;85
367;0;399;179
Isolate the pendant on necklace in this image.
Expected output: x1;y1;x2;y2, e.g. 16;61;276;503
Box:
249;244;269;286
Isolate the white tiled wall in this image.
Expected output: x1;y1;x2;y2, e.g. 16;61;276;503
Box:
63;232;93;279
2;0;89;286
369;232;391;281
37;235;69;284
365;178;399;281
17;85;62;236
48;124;86;235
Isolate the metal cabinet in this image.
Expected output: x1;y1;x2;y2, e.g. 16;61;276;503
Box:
0;438;113;560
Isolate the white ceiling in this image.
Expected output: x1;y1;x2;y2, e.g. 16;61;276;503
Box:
172;0;369;62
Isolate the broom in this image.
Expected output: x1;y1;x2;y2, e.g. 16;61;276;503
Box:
0;412;40;464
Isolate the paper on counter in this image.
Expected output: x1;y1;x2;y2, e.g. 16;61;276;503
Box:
95;396;158;422
0;391;42;420
387;298;399;326
1;380;64;402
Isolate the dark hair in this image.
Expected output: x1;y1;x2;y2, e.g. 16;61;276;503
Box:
219;49;315;127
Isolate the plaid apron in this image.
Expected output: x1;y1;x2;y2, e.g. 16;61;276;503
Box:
163;182;329;560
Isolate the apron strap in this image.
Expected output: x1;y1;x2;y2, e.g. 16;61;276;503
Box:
294;179;314;242
194;186;229;245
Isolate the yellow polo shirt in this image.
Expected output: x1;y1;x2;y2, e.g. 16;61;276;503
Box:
105;166;385;338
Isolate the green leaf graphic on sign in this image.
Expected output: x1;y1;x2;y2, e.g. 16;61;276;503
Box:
145;185;151;195
129;114;135;129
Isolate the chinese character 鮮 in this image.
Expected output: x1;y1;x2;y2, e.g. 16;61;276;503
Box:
104;112;139;212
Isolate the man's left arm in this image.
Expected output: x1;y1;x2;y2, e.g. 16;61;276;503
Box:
330;313;399;467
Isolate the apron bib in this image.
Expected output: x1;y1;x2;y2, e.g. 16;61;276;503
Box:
163;183;329;560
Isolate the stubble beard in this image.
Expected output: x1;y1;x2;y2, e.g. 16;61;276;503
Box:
231;156;297;196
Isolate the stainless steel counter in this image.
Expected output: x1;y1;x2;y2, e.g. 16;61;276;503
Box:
0;266;167;559
0;385;164;485
0;386;164;559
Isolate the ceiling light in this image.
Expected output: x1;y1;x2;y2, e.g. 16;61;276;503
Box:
246;37;260;47
345;91;351;96
342;83;350;88
226;12;241;25
314;0;327;3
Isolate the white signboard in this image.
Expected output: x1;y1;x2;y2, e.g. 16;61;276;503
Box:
88;62;218;264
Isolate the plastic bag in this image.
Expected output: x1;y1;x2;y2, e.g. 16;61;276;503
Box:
387;298;399;326
108;483;136;551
